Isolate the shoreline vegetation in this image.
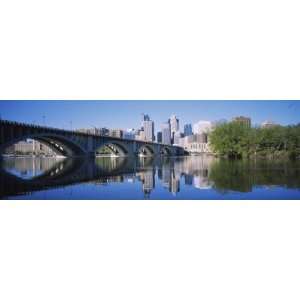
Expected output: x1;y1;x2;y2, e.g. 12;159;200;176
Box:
209;122;300;160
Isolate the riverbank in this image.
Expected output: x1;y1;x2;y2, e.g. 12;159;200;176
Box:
249;151;300;160
215;151;300;160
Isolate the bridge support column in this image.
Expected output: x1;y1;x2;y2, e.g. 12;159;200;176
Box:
132;141;138;156
125;143;136;157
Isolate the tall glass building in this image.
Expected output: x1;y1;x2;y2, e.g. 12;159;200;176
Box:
161;122;171;145
141;114;154;141
184;124;193;136
169;115;179;143
143;120;154;141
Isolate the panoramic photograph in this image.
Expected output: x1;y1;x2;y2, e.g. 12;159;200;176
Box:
0;100;299;200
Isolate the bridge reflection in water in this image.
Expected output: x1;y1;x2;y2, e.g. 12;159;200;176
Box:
1;156;300;199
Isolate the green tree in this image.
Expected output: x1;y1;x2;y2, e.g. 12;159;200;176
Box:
209;122;300;159
209;122;251;158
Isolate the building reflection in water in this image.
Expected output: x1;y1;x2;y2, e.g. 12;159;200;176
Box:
5;154;299;199
139;169;155;197
184;174;193;185
170;170;180;195
158;156;214;194
154;156;214;195
0;155;215;198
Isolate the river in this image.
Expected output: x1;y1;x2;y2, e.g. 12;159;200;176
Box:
1;156;300;199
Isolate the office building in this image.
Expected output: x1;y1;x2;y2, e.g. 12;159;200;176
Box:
169;115;179;143
157;131;162;143
186;142;211;153
135;130;145;141
143;120;154;141
5;140;56;156
193;133;208;143
161;122;171;145
77;127;109;136
15;140;34;153
109;129;123;138
77;128;95;134
184;124;193;136
232;116;251;127
34;141;56;155
99;127;109;136
178;133;211;153
141;114;154;141
178;135;194;148
141;113;150;122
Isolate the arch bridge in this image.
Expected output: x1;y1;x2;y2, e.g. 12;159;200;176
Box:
0;120;184;157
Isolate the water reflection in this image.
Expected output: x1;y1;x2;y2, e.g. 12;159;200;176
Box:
1;156;300;199
3;157;65;179
209;159;300;193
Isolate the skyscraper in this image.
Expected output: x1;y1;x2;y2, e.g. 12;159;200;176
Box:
141;114;154;142
184;124;193;136
161;122;171;145
169;115;179;143
157;131;162;143
141;113;150;122
143;119;154;141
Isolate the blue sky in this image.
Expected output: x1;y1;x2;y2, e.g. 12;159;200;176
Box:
0;100;299;133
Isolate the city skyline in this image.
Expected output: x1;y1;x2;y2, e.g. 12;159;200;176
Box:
0;101;299;134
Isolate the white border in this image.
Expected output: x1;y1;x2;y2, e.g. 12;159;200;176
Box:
1;1;300;299
1;200;300;300
0;0;299;100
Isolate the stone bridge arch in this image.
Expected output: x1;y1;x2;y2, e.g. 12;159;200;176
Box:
138;144;156;156
160;146;172;156
0;133;87;157
95;140;130;156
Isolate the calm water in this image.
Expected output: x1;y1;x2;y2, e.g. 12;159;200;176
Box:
1;156;300;199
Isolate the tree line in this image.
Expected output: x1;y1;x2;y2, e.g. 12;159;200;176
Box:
209;122;300;159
